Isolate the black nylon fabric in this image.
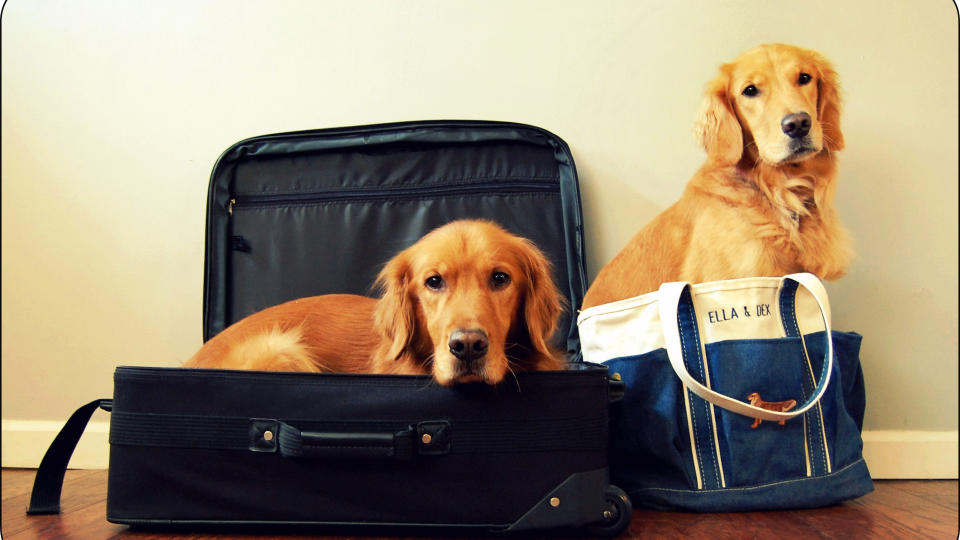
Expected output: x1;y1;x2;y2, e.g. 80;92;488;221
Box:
106;365;610;527
202;121;586;356
108;411;606;455
28;122;622;534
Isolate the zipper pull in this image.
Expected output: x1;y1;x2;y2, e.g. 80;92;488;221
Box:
228;198;236;215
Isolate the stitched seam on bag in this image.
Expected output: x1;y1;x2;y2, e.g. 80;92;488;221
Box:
233;175;560;197
690;305;724;488
800;330;832;474
691;282;780;296
783;285;829;477
814;403;832;473
117;370;593;388
577;295;660;321
118;373;434;388
231;192;561;210
783;286;814;475
632;458;867;494
116;376;589;391
687;393;707;489
787;292;829;476
108;412;606;453
678;300;704;489
679;304;711;490
686;294;722;488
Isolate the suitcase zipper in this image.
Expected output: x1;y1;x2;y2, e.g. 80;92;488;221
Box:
228;181;559;214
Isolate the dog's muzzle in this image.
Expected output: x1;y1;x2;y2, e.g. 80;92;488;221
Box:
781;112;812;140
448;329;489;363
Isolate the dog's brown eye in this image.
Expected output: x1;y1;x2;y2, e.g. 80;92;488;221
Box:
798;73;812;85
425;275;445;291
490;271;511;289
742;85;759;97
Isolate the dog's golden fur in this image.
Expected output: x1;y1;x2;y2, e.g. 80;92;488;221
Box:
583;43;852;309
185;220;565;385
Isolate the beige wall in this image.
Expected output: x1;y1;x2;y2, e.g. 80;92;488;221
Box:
2;1;957;474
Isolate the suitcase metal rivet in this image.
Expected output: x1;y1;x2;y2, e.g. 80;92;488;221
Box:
549;497;561;507
421;433;433;445
263;430;274;442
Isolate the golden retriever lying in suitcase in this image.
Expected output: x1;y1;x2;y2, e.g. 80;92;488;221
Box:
583;43;852;308
185;220;565;385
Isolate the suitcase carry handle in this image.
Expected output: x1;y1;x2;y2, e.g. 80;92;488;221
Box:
269;420;451;461
27;399;112;515
276;423;414;461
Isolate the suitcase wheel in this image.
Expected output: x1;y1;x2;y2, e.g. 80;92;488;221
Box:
586;485;632;537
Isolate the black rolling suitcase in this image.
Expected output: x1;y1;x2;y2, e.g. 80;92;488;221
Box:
27;120;632;536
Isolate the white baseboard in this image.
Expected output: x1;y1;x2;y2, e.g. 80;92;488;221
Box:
2;420;957;478
861;430;959;479
2;419;110;469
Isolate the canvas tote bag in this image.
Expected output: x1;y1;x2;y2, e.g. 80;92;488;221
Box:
577;273;873;511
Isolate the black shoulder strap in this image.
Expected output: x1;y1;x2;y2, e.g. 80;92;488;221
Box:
27;399;112;515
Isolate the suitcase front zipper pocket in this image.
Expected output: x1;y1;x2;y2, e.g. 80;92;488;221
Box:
228;180;560;214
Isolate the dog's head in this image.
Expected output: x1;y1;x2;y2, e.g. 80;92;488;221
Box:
373;220;563;386
695;43;843;166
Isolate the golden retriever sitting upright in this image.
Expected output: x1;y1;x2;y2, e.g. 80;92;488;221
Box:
583;43;852;309
186;220;566;385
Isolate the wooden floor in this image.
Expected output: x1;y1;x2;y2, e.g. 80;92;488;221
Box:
2;469;957;539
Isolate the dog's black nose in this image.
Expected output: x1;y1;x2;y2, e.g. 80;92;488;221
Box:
781;112;812;139
449;329;489;361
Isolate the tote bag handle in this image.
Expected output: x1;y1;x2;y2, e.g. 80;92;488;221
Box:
658;273;834;422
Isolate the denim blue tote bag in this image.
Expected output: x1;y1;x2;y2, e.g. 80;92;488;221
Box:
577;274;873;511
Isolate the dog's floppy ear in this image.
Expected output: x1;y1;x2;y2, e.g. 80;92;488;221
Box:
515;238;564;360
814;53;844;152
373;251;416;363
694;66;743;165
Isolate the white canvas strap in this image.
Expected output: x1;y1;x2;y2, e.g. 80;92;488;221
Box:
658;273;834;422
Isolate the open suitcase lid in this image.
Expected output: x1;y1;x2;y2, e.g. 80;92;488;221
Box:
203;120;587;358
